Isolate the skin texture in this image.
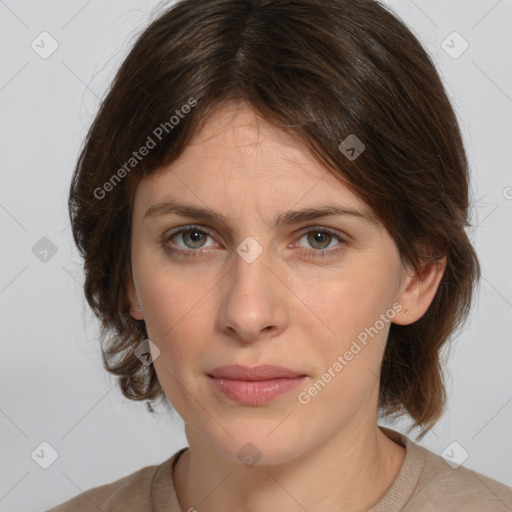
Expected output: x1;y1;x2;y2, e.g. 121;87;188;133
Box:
127;101;446;512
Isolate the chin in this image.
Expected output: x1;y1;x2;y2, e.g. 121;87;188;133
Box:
198;421;309;467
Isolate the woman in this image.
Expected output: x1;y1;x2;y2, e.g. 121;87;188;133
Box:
48;0;512;510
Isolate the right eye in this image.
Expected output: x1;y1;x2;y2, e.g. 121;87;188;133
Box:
162;225;219;258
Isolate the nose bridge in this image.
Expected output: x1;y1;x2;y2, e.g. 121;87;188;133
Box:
232;238;271;297
219;237;286;341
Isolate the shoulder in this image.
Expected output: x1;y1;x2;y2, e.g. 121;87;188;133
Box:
410;440;512;511
375;427;512;512
46;460;163;512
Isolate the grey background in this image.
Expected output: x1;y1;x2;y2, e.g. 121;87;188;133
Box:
0;0;511;510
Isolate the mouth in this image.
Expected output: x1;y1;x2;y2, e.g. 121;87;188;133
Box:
207;364;307;381
207;365;307;405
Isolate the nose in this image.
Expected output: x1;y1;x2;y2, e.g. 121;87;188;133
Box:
218;246;288;344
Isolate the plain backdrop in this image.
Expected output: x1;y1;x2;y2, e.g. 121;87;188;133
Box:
0;1;511;510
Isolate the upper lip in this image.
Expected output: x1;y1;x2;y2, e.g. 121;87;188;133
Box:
207;365;306;381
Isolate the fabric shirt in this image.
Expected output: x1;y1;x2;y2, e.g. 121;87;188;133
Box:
46;426;512;511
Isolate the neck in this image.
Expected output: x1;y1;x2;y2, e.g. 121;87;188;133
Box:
172;418;405;512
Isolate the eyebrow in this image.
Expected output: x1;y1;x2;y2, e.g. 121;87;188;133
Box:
144;200;379;229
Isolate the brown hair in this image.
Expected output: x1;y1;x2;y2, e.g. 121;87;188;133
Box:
69;0;480;436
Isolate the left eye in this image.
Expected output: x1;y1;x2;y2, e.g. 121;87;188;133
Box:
297;229;342;250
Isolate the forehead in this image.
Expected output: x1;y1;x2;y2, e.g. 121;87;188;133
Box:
134;102;374;220
166;102;326;180
188;102;307;156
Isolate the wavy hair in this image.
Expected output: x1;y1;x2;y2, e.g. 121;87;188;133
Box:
69;0;480;436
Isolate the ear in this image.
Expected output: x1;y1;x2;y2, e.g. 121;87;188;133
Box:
126;279;144;321
392;255;447;325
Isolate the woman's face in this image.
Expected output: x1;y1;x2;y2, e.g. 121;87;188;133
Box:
128;102;414;465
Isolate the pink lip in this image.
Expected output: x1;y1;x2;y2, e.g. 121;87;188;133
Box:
207;365;307;405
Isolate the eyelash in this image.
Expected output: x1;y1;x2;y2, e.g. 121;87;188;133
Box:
161;225;347;260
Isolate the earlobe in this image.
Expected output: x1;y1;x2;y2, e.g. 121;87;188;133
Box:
393;256;447;325
130;305;144;320
127;280;144;320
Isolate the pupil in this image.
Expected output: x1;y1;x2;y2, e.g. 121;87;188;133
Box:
184;230;205;248
310;231;330;249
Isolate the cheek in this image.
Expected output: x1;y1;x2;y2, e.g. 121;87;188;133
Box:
298;264;394;341
135;248;202;329
136;267;214;367
294;266;396;397
297;280;391;415
141;275;211;408
141;285;181;342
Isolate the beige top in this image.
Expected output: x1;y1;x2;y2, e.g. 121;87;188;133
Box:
46;427;512;511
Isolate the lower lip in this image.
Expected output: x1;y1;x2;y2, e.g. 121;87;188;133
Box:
209;376;307;405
